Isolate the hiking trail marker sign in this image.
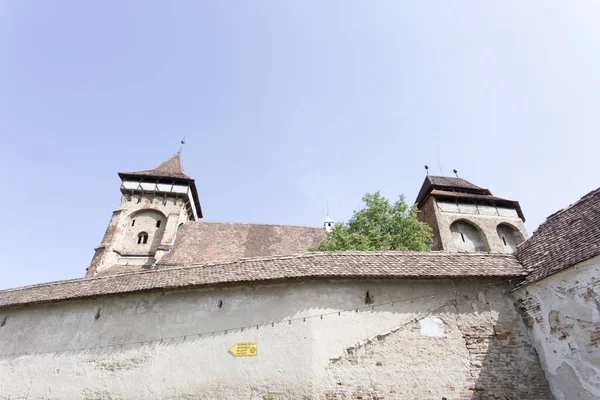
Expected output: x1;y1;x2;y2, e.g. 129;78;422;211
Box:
229;342;258;357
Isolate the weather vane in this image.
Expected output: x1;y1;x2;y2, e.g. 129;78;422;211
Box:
177;135;186;155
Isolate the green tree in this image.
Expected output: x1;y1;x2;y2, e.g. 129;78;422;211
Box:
312;192;433;252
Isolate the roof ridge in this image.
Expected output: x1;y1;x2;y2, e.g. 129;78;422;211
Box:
157;250;516;269
0;252;526;308
194;221;324;229
0;252;520;296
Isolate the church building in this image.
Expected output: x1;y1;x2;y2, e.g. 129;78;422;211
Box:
0;153;598;400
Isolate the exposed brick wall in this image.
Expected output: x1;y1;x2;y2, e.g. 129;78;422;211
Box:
417;197;443;250
324;284;552;399
458;325;550;399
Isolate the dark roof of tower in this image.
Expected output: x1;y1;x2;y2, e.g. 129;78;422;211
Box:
118;154;192;181
415;176;491;206
415;175;524;221
515;187;600;287
118;154;203;219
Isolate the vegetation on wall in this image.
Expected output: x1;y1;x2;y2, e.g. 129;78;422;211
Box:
312;192;433;252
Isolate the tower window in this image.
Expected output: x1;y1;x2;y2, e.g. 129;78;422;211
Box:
137;232;149;245
156;220;162;228
450;220;489;252
132;220;135;227
496;223;525;253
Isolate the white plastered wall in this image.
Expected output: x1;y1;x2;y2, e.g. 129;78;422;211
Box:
514;255;600;400
0;279;549;399
435;200;528;253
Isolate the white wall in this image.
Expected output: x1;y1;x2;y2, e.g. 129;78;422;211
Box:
514;255;600;400
0;279;550;399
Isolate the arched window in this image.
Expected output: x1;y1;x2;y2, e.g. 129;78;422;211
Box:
496;223;525;253
137;232;149;245
450;220;489;252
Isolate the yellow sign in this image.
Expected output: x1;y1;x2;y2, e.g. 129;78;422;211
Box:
229;342;258;357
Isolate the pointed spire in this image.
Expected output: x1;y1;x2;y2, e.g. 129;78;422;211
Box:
119;153;192;181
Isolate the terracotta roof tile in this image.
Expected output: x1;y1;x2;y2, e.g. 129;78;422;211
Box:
516;187;600;286
0;252;526;309
156;222;326;266
119;154;192;181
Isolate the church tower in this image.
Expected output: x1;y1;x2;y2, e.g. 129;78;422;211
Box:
415;175;527;253
87;153;202;277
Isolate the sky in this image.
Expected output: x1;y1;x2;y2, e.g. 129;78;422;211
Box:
0;1;599;290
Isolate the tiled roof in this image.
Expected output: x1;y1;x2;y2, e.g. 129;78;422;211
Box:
415;175;491;206
0;252;526;309
156;222;327;266
429;176;487;191
516;187;600;286
119;154;192;181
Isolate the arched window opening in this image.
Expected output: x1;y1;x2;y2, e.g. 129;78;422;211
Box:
496;224;525;253
137;232;149;245
450;220;489;252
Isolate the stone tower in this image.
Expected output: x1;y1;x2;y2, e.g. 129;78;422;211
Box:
87;154;202;276
415;176;527;253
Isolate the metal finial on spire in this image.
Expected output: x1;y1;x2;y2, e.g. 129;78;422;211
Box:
453;169;459;178
424;165;429;176
177;135;186;155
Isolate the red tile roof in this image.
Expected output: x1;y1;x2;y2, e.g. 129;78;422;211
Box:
516;187;600;286
119;154;192;180
156;222;327;266
0;252;526;309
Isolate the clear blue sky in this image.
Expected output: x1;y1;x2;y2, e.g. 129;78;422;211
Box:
1;1;598;289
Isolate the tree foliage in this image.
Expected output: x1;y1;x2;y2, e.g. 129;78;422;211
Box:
312;192;433;252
